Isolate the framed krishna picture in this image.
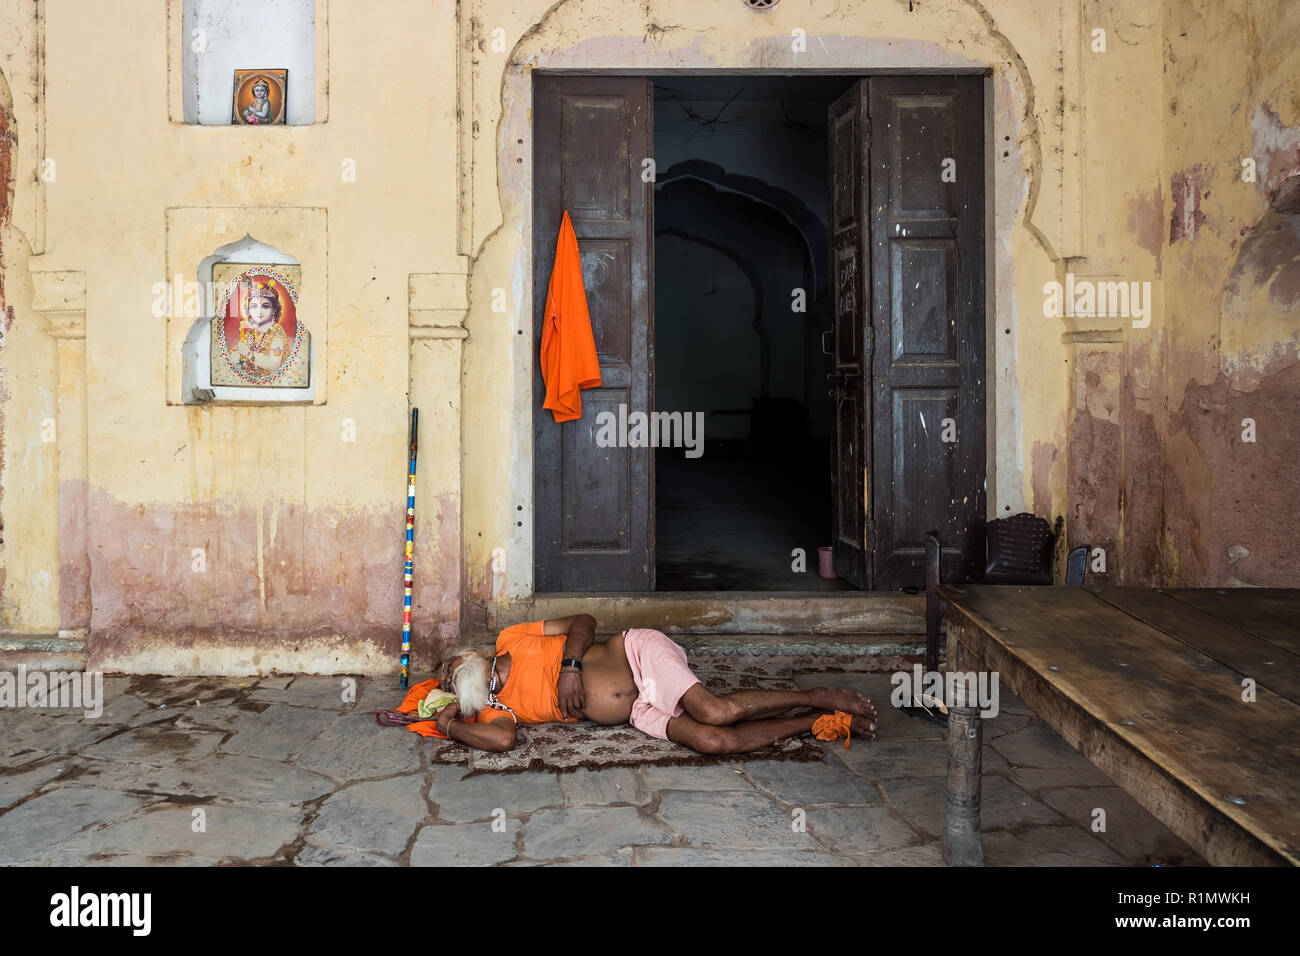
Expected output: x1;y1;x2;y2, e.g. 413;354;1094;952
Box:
209;263;310;388
232;69;288;125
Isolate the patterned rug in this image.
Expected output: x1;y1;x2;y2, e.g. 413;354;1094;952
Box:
426;657;842;775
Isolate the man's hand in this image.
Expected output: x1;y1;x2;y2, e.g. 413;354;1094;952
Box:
557;669;585;720
434;701;461;737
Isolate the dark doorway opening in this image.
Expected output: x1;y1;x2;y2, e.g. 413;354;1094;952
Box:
531;73;986;595
652;76;856;591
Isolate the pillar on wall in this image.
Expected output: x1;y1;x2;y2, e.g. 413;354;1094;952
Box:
408;269;468;664
1060;279;1125;586
30;265;91;648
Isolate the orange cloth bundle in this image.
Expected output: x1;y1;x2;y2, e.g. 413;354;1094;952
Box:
812;711;853;749
540;210;602;422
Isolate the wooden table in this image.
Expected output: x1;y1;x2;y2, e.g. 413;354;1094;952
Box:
937;585;1300;866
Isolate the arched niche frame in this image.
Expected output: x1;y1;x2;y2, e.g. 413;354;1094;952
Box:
181;234;315;404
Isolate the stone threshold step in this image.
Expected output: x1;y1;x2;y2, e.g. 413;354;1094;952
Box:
460;632;925;660
526;591;924;636
676;633;925;658
0;633;89;671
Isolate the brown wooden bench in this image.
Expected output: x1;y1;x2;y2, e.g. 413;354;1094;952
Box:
938;585;1300;866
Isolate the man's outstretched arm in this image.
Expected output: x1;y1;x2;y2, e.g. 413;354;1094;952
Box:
544;613;596;719
434;703;517;752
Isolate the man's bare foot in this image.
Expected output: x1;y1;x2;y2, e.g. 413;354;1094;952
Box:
813;687;877;720
849;713;877;741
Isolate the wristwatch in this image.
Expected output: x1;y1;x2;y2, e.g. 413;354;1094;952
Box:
561;658;583;671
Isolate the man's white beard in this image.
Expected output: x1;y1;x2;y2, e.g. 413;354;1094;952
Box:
450;650;491;718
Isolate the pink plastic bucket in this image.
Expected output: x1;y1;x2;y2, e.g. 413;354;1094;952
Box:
818;546;838;579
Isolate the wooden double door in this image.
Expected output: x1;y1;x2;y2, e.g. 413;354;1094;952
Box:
533;75;986;592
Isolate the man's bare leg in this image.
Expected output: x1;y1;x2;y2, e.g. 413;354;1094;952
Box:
666;710;876;755
678;684;876;727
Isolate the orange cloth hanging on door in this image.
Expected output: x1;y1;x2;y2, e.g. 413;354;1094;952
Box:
540;210;602;422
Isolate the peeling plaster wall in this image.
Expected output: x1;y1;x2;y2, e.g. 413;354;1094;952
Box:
0;3;61;635
1;1;466;671
1123;0;1300;586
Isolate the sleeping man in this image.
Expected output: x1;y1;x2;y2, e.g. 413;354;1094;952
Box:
430;613;877;754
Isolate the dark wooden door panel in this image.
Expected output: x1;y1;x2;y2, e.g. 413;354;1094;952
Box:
827;80;871;588
534;76;654;591
869;76;985;589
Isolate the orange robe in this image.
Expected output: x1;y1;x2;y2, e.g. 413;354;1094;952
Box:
492;620;578;725
540;211;601;422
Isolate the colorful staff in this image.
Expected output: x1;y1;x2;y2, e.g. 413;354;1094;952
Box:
400;407;419;689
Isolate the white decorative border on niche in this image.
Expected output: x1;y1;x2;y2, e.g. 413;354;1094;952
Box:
181;235;317;404
165;206;328;406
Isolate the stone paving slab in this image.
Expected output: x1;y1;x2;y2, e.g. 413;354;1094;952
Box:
1038;785;1206;865
247;675;364;710
805;805;924;855
59;752;338;806
875;773;1064;838
634;847;849;866
307;775;429;857
990;722;1100;769
508;849;635;866
54;802;305;866
79;723;224;768
295;714;425;780
656;789;820;850
522;806;673;859
219;704;335;760
1;711;125;758
559;767;646;806
860;843;946;866
983;829;1123;867
0;786;160;864
1008;764;1117;792
0;758;72;810
86;693;178;726
296;843;400;867
430;766;564;822
987;824;1129;865
412;822;521;866
742;756;881;806
640;762;752;792
117;676;246;708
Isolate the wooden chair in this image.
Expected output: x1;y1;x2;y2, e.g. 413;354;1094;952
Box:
925;515;1088;676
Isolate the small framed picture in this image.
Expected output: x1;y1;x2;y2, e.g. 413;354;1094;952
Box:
232;69;288;125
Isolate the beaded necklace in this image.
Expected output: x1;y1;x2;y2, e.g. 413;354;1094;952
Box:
488;657;518;724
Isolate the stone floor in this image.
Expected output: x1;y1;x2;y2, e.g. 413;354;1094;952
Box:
0;670;1203;866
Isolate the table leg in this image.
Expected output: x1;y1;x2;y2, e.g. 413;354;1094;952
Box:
943;628;984;866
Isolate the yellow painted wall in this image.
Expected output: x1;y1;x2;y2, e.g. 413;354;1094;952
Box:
1;1;1292;673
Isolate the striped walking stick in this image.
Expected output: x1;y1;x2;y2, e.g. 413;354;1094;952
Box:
400;407;419;689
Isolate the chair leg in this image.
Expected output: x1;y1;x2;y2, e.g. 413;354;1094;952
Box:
1065;545;1089;587
925;531;943;674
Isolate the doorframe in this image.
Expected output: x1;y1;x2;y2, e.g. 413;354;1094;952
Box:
522;70;998;600
491;65;1017;611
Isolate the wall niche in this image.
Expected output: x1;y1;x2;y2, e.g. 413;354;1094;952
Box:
182;235;315;404
181;0;317;125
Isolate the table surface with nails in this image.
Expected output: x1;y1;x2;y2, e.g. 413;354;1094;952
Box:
936;585;1300;867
